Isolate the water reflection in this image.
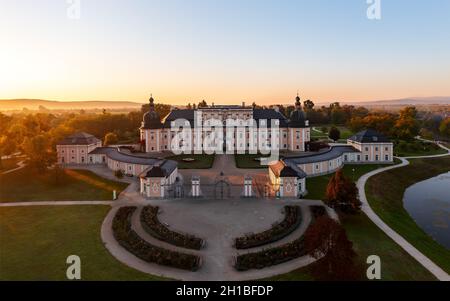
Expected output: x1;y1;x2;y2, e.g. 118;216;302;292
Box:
404;172;450;249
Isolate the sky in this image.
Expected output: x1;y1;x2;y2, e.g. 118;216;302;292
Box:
0;0;450;105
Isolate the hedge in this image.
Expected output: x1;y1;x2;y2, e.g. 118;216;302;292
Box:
235;206;302;249
235;205;327;271
112;206;201;271
141;206;204;250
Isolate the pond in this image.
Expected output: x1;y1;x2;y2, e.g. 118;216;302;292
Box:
404;172;450;249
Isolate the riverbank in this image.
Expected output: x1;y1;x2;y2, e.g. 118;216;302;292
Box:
366;156;450;274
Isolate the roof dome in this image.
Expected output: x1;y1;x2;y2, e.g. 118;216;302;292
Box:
142;95;162;129
289;94;306;128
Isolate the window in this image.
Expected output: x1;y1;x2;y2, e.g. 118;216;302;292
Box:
357;155;361;161
365;155;369;161
385;155;389;161
385;147;389;151
61;157;65;163
296;145;299;150
89;157;93;163
102;157;106;163
344;155;348;161
151;147;154;151
375;155;379;161
365;147;369;151
315;164;319;170
375;147;378;151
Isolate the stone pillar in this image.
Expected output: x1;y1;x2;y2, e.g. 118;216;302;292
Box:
243;176;253;198
191;176;200;198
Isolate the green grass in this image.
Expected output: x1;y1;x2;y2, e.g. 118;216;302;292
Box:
234;154;271;169
394;140;447;157
0;206;165;280
0;169;129;202
311;125;354;140
166;154;215;169
269;212;436;281
366;156;450;274
268;159;436;281
306;160;400;200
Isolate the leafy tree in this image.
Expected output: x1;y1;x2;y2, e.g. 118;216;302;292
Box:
439;117;450;138
394;106;419;140
325;169;361;214
104;132;119;146
305;216;361;281
115;169;124;179
198;100;208;108
303;99;315;111
321;126;328;134
21;135;54;172
328;126;341;142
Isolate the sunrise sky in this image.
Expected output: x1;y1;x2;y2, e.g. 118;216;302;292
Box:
1;0;450;105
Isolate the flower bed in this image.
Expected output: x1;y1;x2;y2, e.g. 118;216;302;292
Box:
234;205;327;271
112;206;201;271
141;206;204;250
235;206;302;250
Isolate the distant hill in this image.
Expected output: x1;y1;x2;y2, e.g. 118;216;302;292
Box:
346;96;450;106
0;99;145;111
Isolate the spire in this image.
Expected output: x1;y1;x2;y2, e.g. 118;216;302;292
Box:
149;94;155;111
295;92;301;110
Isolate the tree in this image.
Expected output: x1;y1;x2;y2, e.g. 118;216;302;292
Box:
198;100;208;108
21;135;54;172
320;126;328;134
304;216;361;281
439;117;450;138
325;169;361;214
328;126;341;142
104;132;119;146
394;106;419;140
303;99;315;111
115;169;124;179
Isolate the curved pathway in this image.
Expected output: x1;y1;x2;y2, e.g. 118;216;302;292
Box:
357;139;450;281
1;159;26;175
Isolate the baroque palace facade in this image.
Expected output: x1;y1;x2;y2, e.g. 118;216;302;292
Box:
140;95;311;153
56;95;394;199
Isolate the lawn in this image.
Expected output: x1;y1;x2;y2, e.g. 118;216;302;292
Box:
0;168;129;202
166;154;215;169
306;160;400;200
268;212;436;281
394;140;447;157
0;206;165;280
235;154;271;169
366;156;450;274
311;125;354;141
269;159;436;281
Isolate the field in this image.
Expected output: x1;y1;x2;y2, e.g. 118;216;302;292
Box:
0;206;165;280
0;169;129;202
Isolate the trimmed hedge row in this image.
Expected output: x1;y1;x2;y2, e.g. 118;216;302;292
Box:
235;206;302;250
141;206;204;250
112;206;201;271
234;205;327;271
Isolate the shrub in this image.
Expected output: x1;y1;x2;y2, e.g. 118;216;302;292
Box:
112;207;201;271
115;169;124;179
235;206;327;271
141;206;204;250
235;206;302;249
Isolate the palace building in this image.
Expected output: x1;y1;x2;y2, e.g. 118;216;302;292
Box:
56;95;394;199
140;95;311;153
